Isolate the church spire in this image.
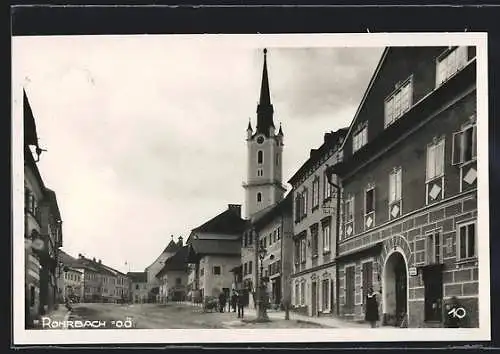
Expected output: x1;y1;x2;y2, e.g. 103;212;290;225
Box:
256;48;275;136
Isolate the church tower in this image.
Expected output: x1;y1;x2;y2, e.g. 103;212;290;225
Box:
244;49;286;219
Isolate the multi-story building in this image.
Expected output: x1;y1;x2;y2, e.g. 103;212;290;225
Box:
128;272;149;303
186;204;247;301
57;250;84;302
288;129;347;317
24;90;63;326
145;237;182;303
156;243;189;302
327;46;478;328
239;193;293;310
238;48;286;308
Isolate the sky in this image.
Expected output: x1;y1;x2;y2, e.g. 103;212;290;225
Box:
14;35;383;273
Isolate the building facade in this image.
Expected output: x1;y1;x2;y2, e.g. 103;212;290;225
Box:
24;90;64;327
186;204;247;301
128;272;149;303
288;129;347;317
156;240;189;303
328;46;478;328
61;267;83;302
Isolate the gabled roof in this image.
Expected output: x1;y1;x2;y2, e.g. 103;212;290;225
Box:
288;127;348;185
164;239;181;253
186;239;241;262
189;206;246;241
335;48;389;154
127;271;148;283
156;246;189;277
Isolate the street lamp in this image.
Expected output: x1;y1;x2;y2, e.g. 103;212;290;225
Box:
255;241;271;322
325;164;341;316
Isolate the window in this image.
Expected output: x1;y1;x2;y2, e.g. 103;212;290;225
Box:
295;283;300;305
269;233;272;245
276;153;279;166
257;150;263;164
385;78;413;127
243;263;247;275
213;266;221;275
322;279;330;311
263;237;267;248
312;177;320;210
353;125;368;153
426;138;445;181
302;189;308;218
176;278;181;285
294;240;300;264
248;261;253;274
300;282;305;305
426;230;442;264
323;171;333;200
295;195;302;222
458;222;476;260
277;227;281;240
273;230;277;243
389;168;402;203
436;46;468;86
365;187;375;214
452;122;477;165
311;225;319;257
345;196;354;223
257;192;262;203
300;238;307;264
200;268;204;276
257;169;263;177
322;222;331;253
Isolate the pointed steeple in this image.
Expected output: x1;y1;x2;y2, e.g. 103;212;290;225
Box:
247;119;253;131
256;48;275;136
278;123;283;136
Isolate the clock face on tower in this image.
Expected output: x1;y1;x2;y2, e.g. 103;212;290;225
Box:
256;136;264;144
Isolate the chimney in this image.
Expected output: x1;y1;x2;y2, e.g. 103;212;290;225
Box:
228;204;241;217
177;236;183;247
92;257;96;262
99;259;102;264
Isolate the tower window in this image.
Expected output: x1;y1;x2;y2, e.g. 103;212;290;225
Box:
258;151;263;164
276;153;279;166
257;192;262;202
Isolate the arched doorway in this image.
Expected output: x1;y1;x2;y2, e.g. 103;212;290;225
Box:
383;251;408;326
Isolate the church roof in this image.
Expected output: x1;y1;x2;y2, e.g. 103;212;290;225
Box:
255;48;275;137
164;238;181;253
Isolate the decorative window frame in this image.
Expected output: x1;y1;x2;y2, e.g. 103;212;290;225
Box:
321;216;332;254
384;75;414;128
388;167;403;220
344;194;355;239
456;219;477;261
424;228;443;265
310;223;319;258
364;182;376;231
425;136;446;205
312;176;320;212
435;46;469;88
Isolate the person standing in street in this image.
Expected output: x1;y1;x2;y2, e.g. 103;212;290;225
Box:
237;290;245;319
231;290;237;313
365;287;379;328
218;292;226;313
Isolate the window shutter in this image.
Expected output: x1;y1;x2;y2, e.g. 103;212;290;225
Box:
472;126;477;158
389;173;395;203
397;169;402;200
452;131;463;165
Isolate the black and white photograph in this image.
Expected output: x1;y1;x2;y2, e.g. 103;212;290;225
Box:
12;33;490;344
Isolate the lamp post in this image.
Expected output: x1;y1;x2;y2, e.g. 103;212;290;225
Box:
325;164;342;316
256;242;271;322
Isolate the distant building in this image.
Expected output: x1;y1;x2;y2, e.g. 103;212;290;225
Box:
186;204;247;301
57;250;83;302
145;236;182;302
128;272;149;303
328;46;478;327
288;128;347;317
156;241;189;302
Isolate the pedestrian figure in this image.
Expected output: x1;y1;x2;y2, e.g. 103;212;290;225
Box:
218;292;226;313
365;287;379;328
237;289;247;319
445;296;462;328
231;290;237;313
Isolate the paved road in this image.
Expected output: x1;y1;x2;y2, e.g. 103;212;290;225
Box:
65;302;326;329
